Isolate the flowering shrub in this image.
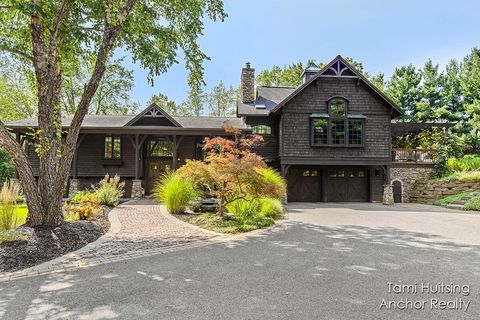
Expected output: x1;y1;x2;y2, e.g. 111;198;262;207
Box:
177;125;284;216
67;193;101;221
94;174;125;207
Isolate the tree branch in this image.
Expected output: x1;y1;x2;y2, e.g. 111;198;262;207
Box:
51;0;70;42
0;45;34;61
57;0;138;186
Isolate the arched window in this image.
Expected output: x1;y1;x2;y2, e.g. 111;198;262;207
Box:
329;98;347;117
310;97;364;147
252;124;272;135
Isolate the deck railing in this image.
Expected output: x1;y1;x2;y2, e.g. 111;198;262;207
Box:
391;148;437;163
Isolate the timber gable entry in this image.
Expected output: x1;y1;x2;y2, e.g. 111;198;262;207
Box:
125;103;182;127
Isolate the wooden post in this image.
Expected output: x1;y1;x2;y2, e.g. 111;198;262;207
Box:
171;135;184;170
73;134;86;179
172;135;177;170
134;134;139;179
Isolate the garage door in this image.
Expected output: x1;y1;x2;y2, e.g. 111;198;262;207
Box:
327;168;369;202
287;168;321;202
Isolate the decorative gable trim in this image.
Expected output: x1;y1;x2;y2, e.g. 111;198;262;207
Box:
125;103;182;127
271;55;404;117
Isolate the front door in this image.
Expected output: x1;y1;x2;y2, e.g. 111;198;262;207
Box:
146;159;171;194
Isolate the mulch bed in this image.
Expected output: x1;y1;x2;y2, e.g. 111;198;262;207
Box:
0;207;111;273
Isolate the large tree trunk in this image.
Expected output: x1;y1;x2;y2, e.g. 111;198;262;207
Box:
0;0;137;227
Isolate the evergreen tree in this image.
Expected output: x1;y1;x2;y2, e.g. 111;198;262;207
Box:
385;65;422;121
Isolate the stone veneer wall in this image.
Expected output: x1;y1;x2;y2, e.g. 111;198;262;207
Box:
409;181;480;204
390;165;433;203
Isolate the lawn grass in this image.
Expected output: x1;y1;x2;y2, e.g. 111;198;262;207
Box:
434;192;471;207
14;204;28;227
188;213;275;234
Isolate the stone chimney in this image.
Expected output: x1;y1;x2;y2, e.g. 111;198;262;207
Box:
241;62;255;103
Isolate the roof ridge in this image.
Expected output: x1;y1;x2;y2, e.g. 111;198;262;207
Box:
257;85;297;89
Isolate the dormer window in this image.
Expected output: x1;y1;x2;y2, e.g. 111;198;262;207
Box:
310;97;365;147
252;124;272;135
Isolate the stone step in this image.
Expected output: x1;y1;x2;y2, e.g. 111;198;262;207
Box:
452;200;468;205
446;204;465;210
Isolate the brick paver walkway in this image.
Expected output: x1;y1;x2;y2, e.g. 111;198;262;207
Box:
64;199;218;261
1;199;227;281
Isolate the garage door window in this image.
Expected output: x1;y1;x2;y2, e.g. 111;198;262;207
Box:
329;170;345;177
302;170;318;177
349;170;365;177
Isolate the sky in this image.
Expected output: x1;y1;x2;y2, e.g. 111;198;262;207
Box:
122;0;480;108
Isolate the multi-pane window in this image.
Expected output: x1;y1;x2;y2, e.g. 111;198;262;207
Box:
331;120;346;145
348;120;363;145
252;124;272;135
104;136;121;159
312;118;328;145
148;139;173;157
310;97;364;147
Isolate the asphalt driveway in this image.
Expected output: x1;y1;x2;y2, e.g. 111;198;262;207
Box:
2;203;480;320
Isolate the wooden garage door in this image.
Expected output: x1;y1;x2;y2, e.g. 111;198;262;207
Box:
327;168;369;202
287;168;321;202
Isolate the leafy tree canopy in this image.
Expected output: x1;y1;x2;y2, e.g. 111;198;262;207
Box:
0;0;227;226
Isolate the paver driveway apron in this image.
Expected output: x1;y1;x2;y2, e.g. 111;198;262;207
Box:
286;202;480;246
1;199;226;280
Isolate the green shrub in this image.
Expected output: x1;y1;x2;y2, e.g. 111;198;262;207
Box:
256;167;287;200
440;171;480;183
71;191;90;204
226;199;261;218
434;192;471;206
447;155;480;172
154;172;199;214
0;180;20;232
94;174;125;207
66;193;101;220
259;198;284;219
431;157;449;179
465;196;480;211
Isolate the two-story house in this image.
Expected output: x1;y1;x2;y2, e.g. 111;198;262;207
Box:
8;55;433;203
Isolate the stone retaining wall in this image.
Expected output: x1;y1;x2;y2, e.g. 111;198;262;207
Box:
410;181;480;204
390;165;433;202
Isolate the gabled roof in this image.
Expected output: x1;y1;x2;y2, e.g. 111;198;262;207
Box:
270;55;404;117
125;103;182;127
237;86;296;116
5;115;246;130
